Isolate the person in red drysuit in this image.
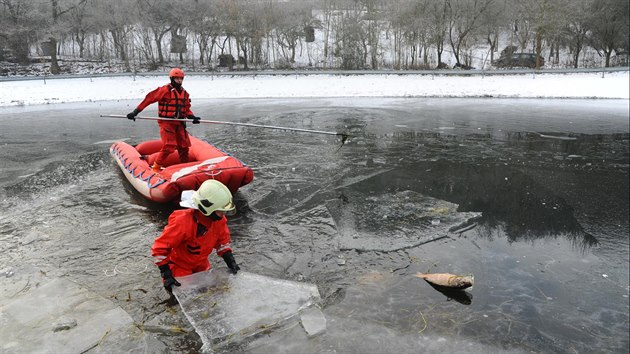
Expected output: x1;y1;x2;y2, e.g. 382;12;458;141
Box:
151;180;240;293
126;68;201;172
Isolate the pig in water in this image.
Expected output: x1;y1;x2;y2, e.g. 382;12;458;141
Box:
414;273;474;290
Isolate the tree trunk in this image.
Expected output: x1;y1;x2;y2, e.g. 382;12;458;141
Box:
197;36;207;66
242;44;248;69
99;31;106;60
50;37;61;74
487;34;497;62
75;31;86;58
323;7;331;63
535;30;542;69
153;31;165;64
411;43;416;67
436;40;443;68
573;36;582;69
423;46;429;66
49;0;59;73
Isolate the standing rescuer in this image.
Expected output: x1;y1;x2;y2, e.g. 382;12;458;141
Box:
126;68;201;173
151;180;241;294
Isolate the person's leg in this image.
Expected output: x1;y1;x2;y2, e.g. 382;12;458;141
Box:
175;124;192;163
154;124;177;170
177;147;189;163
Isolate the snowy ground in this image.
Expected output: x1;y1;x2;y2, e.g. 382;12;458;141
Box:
0;71;628;107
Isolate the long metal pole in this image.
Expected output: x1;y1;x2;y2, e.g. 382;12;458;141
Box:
100;114;349;138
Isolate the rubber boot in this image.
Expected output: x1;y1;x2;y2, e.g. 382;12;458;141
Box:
151;162;162;173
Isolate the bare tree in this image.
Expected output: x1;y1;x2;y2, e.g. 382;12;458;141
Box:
516;0;558;69
333;1;368;70
425;0;449;68
479;0;508;63
0;0;42;63
92;0;134;71
360;0;382;69
252;1;278;68
446;0;494;67
562;0;590;68
234;2;267;70
588;0;628;67
3;0;628;71
273;1;314;66
67;0;95;59
387;0;433;69
44;0;91;74
137;0;174;66
186;0;220;68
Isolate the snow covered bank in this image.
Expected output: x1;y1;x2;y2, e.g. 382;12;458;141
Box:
1;71;628;107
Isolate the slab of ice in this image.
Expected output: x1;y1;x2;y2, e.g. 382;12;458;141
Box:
327;190;481;252
0;277;142;353
173;268;321;351
300;306;327;337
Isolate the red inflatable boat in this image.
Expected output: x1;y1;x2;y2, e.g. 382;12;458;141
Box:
110;135;254;203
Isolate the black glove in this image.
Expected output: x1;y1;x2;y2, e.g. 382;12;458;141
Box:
158;264;181;293
187;115;201;124
127;108;141;121
222;251;240;274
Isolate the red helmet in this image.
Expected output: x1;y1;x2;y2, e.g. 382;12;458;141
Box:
169;68;185;78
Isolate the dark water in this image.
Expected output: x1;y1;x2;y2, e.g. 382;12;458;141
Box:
0;98;628;353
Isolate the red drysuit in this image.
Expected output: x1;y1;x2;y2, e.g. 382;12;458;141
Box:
151;209;232;277
135;84;194;165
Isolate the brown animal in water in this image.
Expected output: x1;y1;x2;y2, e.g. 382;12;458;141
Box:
414;272;474;290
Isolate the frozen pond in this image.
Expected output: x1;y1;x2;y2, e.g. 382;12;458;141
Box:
0;98;628;353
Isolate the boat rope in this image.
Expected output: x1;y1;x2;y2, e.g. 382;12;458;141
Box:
147;175;167;189
110;143;166;189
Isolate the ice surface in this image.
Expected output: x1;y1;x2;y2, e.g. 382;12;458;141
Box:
0;277;142;353
300;306;327;337
172;268;321;351
243;272;526;354
327;190;481;252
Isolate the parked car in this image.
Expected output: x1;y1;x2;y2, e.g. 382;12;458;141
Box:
492;53;544;68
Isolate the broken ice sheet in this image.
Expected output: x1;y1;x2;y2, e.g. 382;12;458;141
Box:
327;190;481;252
173;268;321;351
300;306;327;337
0;277;138;353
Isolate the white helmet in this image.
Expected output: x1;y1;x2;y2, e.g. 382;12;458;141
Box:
185;180;235;216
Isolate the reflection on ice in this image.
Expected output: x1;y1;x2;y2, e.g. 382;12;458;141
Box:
173;268;321;351
426;282;474;305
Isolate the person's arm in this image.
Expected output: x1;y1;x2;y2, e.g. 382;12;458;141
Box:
127;85;167;120
152;212;186;292
215;219;239;274
184;90;200;123
137;85;168;112
151;214;183;267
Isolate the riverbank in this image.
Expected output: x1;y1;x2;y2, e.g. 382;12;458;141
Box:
0;71;628;107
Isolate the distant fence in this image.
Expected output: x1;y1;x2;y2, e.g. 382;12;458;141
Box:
0;67;627;82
